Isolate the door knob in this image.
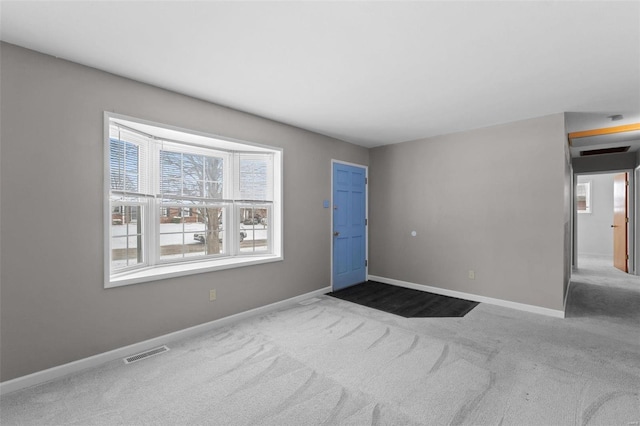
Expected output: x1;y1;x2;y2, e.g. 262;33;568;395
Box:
333;231;340;236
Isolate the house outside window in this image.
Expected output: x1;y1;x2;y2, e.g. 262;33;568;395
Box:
105;113;282;287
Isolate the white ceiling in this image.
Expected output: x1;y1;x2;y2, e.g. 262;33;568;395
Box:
1;1;639;148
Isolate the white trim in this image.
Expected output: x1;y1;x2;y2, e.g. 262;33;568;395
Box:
368;275;565;319
330;160;368;292
0;286;331;396
108;112;283;153
330;162;334;290
103;112;111;287
574;169;635;274
109;254;283;288
331;159;369;170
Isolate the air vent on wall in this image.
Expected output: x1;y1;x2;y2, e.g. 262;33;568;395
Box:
123;345;170;364
579;146;630;156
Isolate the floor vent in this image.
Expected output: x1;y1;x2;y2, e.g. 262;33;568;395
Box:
124;346;169;364
299;297;322;305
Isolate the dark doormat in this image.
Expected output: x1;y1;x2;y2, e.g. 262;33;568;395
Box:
327;281;479;318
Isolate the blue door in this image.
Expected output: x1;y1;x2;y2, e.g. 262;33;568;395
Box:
332;162;367;291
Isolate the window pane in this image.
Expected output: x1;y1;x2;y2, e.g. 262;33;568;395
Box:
160;151;182;195
159;206;225;260
159;233;185;261
111;205;143;270
239;206;269;253
184;237;207;258
110;139;139;192
183;178;203;197
205;157;224;199
197;207;225;255
239;155;270;200
161;151;224;200
182;154;203;197
205;182;222;199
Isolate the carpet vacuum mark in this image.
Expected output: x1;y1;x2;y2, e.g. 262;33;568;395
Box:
328;281;479;317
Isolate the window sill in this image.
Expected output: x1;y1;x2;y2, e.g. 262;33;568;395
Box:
107;255;283;288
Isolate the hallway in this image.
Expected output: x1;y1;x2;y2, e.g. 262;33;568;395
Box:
566;255;640;336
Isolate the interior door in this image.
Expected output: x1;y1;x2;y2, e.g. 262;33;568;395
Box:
332;162;367;291
613;172;628;272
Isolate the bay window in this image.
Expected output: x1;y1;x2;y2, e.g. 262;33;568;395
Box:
105;113;282;287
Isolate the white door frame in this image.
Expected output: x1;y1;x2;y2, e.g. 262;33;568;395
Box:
573;169;635;274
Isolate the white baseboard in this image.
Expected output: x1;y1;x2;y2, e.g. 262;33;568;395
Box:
368;275;565;319
0;286;331;396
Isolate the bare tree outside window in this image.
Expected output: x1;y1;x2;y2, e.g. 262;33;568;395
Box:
160;150;224;256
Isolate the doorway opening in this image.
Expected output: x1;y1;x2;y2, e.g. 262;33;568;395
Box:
575;171;634;274
568;171;640;326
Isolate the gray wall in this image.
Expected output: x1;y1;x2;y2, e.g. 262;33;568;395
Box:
368;114;567;311
0;43;369;381
576;174;615;257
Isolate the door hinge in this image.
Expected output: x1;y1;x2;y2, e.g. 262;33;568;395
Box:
365;218;368;226
365;260;368;267
365;177;368;184
627;255;629;260
627;217;629;223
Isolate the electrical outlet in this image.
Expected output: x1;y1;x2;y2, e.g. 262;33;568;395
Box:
209;289;217;301
468;270;475;280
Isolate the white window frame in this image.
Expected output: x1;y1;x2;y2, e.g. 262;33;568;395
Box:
576;181;592;214
104;113;283;288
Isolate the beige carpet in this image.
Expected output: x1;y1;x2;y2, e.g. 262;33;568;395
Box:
1;256;639;425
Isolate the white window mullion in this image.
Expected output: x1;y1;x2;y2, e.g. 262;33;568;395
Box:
231;203;239;256
223;204;235;256
228;154;238;256
266;204;273;254
147;198;158;267
231;153;239;201
148;141;160;267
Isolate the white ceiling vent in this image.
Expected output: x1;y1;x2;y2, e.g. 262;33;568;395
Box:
123;346;170;364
